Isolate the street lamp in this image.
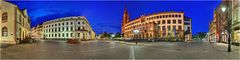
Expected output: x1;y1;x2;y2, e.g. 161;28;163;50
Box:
133;29;140;44
221;5;231;52
221;7;226;12
111;34;115;39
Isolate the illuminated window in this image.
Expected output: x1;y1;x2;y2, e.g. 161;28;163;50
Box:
2;27;8;37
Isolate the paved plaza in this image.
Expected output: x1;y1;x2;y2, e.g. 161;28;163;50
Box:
0;40;239;59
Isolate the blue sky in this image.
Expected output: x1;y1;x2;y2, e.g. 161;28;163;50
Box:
8;0;221;34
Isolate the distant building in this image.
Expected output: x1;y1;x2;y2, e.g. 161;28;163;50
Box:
0;0;31;44
31;24;43;40
42;16;95;40
121;7;192;41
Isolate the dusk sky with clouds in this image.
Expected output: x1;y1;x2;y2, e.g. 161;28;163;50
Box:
8;0;221;34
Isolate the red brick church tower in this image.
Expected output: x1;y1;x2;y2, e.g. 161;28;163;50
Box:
121;6;130;35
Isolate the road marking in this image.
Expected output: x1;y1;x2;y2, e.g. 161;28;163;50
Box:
129;46;135;60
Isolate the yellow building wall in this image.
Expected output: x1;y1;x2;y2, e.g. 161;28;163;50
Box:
0;1;30;44
0;1;17;44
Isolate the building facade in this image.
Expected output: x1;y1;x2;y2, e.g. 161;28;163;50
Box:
121;8;192;41
231;0;240;43
42;16;95;40
31;24;43;40
209;0;240;44
0;1;31;44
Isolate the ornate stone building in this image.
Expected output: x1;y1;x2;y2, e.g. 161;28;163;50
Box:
231;0;240;43
0;0;31;44
209;0;239;44
42;16;95;40
31;24;43;40
121;7;192;41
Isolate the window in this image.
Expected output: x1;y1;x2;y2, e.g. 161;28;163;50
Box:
162;26;165;30
59;34;61;37
167;20;171;24
178;15;181;17
82;22;85;24
58;27;60;32
168;15;171;18
178;20;182;24
71;22;73;25
71;27;73;31
175;15;178;17
55;28;57;32
58;23;61;26
158;21;160;24
173;20;176;24
66;27;69;31
19;15;21;23
2;27;8;37
173;25;176;30
78;22;80;24
62;23;64;25
62;27;64;31
66;22;69;25
62;33;65;37
66;33;69;37
162;20;166;24
78;27;81;30
83;27;85;30
178;26;182;30
168;26;171;30
2;12;8;23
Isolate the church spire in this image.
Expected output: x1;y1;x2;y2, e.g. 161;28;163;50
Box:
121;6;130;34
122;6;129;25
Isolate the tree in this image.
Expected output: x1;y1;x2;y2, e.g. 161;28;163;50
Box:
115;32;121;38
193;32;207;40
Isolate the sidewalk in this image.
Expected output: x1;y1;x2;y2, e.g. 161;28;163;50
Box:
0;44;12;48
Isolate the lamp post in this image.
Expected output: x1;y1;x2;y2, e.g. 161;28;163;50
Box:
221;4;231;52
111;34;115;39
133;29;140;44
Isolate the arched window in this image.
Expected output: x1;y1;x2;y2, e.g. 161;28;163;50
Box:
2;12;8;23
2;27;8;37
